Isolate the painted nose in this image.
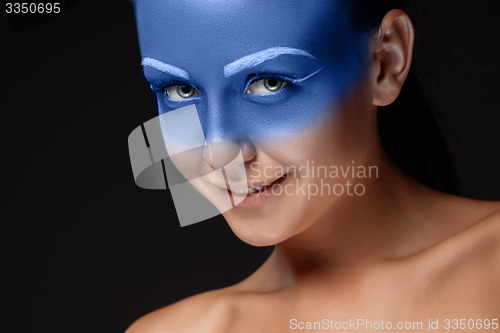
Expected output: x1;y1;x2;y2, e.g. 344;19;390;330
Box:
203;140;256;169
201;92;256;169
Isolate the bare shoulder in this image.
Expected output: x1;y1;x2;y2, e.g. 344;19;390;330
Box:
423;204;500;312
461;204;500;260
124;252;279;333
446;203;500;272
125;288;238;333
459;206;500;310
434;198;500;259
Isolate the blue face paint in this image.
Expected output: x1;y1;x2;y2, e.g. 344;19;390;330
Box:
135;0;372;143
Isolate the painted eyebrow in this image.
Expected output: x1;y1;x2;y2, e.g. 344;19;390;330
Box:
142;57;190;80
223;47;317;78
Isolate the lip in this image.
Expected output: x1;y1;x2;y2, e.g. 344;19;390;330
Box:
227;174;289;209
210;174;287;192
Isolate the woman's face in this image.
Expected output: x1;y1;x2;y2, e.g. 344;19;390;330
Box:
135;0;379;246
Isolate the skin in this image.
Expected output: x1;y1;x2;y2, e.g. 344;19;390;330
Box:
127;1;500;332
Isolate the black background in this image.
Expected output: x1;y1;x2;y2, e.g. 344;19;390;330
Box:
0;1;499;332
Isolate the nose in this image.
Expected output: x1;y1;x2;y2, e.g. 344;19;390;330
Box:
203;140;256;169
200;89;256;169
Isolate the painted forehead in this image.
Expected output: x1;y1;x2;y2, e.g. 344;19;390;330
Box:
142;47;319;81
135;0;353;73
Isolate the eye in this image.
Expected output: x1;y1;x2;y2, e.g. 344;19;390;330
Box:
246;78;288;94
165;84;201;100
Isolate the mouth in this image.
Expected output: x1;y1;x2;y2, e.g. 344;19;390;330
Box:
222;173;290;210
226;174;288;195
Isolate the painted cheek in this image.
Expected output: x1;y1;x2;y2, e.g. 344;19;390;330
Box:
239;72;359;142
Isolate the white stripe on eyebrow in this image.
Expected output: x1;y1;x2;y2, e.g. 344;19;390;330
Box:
141;57;190;80
224;47;317;78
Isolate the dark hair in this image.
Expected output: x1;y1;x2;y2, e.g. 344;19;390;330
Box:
342;0;459;194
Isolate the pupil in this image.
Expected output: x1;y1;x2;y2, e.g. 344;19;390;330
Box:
178;85;194;97
264;79;282;91
267;79;278;87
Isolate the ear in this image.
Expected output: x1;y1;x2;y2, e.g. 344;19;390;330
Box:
372;9;414;106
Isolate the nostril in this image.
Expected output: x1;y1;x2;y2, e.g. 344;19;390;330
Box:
239;141;257;163
203;142;215;169
203;142;242;169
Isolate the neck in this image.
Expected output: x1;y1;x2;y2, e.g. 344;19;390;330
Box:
273;142;444;287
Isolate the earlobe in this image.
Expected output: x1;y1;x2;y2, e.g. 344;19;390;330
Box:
372;9;414;107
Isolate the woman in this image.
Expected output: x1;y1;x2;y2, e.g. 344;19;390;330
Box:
127;0;500;331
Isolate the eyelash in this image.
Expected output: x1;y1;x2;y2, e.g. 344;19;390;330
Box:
149;80;189;94
244;73;294;93
149;73;294;98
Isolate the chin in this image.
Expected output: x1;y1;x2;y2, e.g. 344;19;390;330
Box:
219;177;328;246
221;211;294;247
